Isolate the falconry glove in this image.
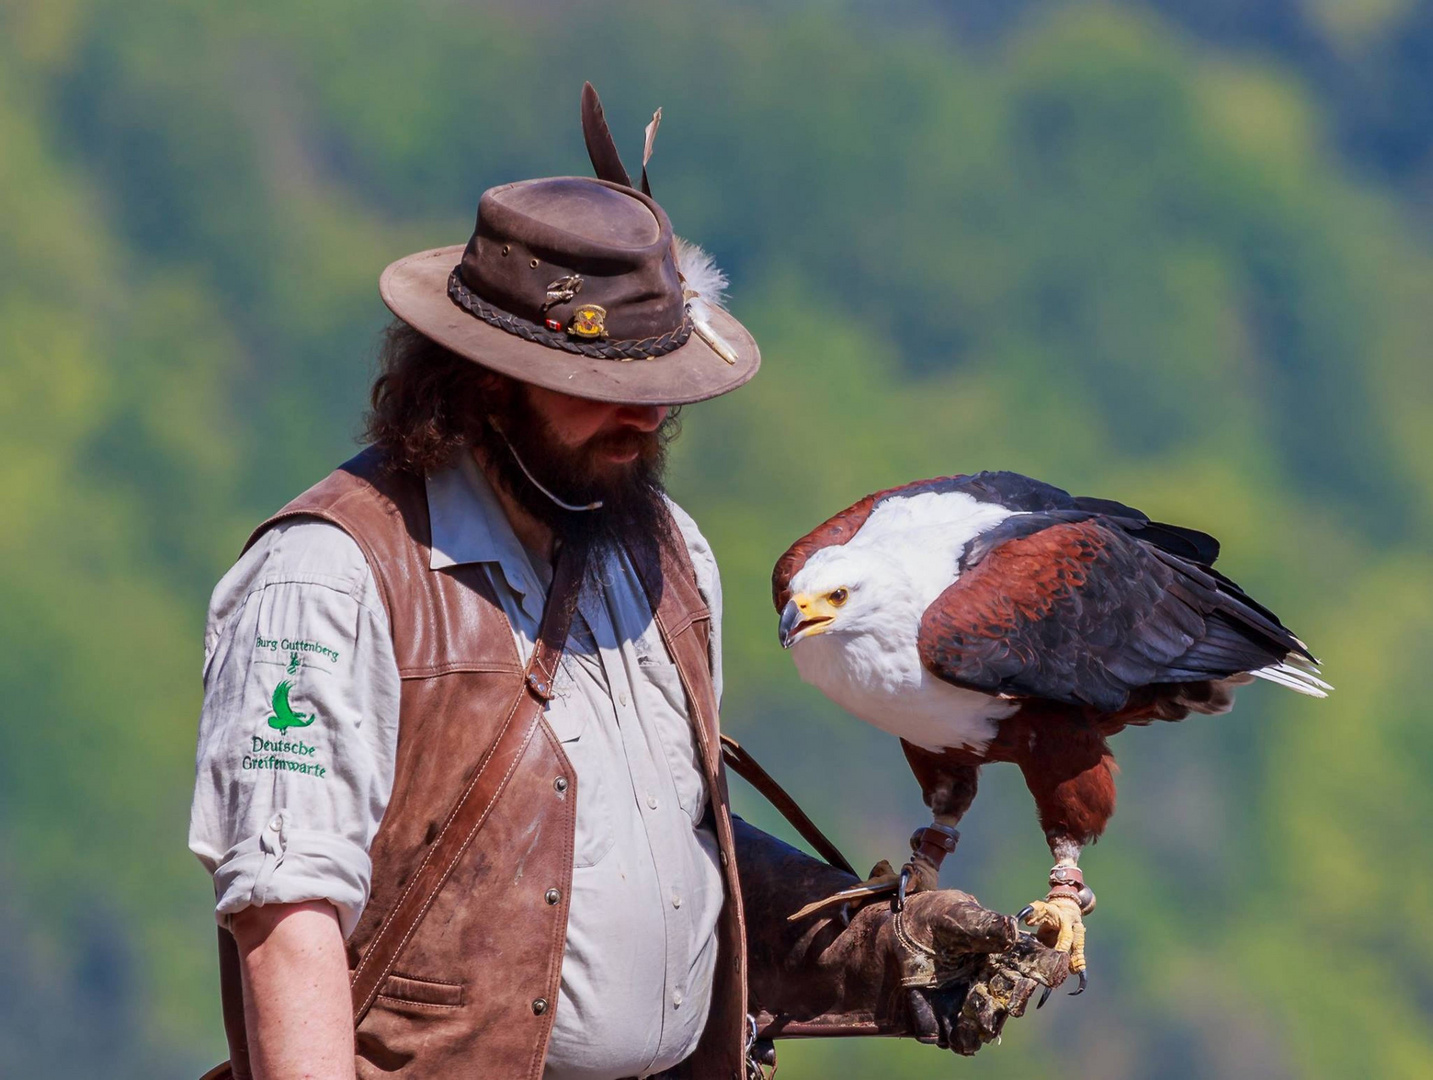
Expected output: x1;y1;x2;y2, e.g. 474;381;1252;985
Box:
734;818;1068;1059
893;893;1070;1054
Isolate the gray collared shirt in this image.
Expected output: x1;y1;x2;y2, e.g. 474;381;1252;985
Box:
189;452;725;1079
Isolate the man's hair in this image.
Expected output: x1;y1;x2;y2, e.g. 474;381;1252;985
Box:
364;320;509;475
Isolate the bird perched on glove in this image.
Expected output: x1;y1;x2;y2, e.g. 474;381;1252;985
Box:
774;471;1328;998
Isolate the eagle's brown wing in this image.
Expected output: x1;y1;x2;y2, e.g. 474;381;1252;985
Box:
918;515;1312;713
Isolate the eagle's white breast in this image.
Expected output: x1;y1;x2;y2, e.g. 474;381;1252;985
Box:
788;490;1024;752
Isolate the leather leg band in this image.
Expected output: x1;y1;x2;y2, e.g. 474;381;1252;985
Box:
909;824;960;869
1047;866;1096;915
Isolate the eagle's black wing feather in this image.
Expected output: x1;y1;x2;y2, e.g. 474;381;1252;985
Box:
918;515;1308;712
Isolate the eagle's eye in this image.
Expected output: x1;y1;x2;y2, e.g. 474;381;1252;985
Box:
828;588;849;607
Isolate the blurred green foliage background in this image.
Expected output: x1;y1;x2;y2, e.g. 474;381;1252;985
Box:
2;0;1431;1076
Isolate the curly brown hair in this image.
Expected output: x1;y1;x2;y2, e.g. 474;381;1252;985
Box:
363;320;517;475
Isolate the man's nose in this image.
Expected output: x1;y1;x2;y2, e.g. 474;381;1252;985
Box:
615;404;668;432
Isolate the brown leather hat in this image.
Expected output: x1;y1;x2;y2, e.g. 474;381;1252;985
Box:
379;91;759;406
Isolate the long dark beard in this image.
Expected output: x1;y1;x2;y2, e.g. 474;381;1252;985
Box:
468;388;676;570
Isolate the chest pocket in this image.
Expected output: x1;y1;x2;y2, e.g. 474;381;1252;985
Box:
544;652;615;868
634;633;710;827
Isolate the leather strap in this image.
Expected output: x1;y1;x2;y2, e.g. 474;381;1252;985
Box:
755;1018;900;1040
349;539;588;1023
720;734;855;878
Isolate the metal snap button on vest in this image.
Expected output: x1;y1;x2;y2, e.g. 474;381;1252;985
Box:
545;888;561;905
554;776;568;794
532;997;548;1015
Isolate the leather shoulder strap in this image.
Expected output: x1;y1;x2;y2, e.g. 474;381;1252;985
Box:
720;734;855;877
631;512;855;879
348;538;588;1023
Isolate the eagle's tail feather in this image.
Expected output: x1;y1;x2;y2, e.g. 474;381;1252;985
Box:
1251;659;1332;697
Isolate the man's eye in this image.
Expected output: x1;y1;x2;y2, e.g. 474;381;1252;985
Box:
828;588;848;607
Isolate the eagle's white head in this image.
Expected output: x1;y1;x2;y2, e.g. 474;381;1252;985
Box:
779;490;1024;654
775;496;1025;748
778;545;919;650
779;539;996;748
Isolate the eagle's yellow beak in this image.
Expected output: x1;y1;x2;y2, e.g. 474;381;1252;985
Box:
779;592;841;649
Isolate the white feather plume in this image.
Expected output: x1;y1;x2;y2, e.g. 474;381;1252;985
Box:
1251;660;1332;697
674;237;729;318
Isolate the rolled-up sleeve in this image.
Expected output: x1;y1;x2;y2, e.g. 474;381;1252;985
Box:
187;519;400;938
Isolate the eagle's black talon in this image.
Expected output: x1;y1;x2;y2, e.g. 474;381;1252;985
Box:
1070;970;1087;996
896;865;913;912
1016;904;1035;923
1037;984;1053;1009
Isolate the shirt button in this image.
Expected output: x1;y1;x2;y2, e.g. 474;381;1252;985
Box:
619;690;630;707
532;998;548;1015
647;793;659;810
672;990;683;1007
671;891;682;909
267;816;283;832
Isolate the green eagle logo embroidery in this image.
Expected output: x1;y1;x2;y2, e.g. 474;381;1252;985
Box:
266;680;316;734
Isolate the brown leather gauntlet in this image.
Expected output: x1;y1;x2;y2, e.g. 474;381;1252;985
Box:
734;817;1069;1055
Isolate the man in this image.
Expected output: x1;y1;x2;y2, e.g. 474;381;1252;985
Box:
189;94;1065;1080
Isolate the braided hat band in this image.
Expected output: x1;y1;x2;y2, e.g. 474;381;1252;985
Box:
447;269;693;362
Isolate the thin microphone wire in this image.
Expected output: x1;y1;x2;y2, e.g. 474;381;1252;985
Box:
494;428;604;512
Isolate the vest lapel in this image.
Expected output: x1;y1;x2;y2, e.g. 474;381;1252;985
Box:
629;523;748;1080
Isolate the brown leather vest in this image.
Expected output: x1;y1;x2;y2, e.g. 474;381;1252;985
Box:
234;448;748;1079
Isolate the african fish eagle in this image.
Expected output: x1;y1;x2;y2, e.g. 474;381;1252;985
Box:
773;472;1328;997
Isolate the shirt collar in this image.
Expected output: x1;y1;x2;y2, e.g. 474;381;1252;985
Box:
426;452;547;622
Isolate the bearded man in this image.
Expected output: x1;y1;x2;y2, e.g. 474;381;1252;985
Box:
188;93;1067;1080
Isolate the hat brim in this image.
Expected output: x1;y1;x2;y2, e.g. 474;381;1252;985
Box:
379;246;761;406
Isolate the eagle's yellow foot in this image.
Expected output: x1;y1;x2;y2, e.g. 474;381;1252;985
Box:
1018;869;1094;1005
1018;896;1085;1004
